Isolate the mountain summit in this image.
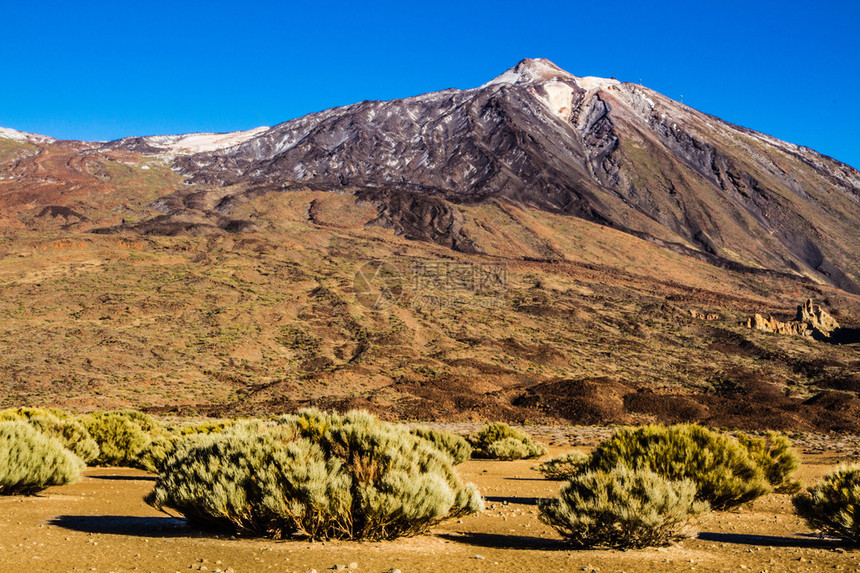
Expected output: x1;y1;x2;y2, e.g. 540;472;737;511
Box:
482;57;619;91
2;59;859;292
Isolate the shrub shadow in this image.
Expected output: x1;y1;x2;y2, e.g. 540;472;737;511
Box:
698;531;839;548
48;515;195;538
439;532;567;551
484;496;542;506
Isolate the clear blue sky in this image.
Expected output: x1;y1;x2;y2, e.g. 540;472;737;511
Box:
2;0;858;168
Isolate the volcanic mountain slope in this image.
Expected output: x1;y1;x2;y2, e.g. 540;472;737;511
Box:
158;58;860;293
2;59;859;292
0;204;859;430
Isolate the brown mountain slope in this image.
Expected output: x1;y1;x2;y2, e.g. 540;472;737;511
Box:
0;192;858;430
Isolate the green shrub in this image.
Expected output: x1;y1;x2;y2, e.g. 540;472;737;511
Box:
146;410;483;540
538;465;708;548
174;419;235;436
486;437;536;461
139;420;235;473
0;421;84;495
0;407;99;464
793;465;860;544
410;427;472;464
470;422;546;460
137;436;179;473
736;431;801;494
111;410;161;433
534;451;589;480
587;424;770;510
80;411;155;467
0;406;68;422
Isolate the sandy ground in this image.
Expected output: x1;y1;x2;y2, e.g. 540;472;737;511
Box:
1;448;859;573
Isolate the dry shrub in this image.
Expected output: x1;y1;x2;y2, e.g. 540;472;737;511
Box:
0;407;99;464
587;424;770;510
80;411;159;467
539;465;707;548
534;451;589;480
410;427;472;464
470;422;546;460
793;465;860;545
138;420;235;473
145;410;483;540
736;431;802;494
0;421;84;495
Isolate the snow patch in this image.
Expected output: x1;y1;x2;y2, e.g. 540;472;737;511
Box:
142;126;270;154
0;127;55;144
481;59;621;98
576;76;620;91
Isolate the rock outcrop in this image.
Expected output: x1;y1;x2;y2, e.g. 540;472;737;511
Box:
746;299;840;339
689;309;720;321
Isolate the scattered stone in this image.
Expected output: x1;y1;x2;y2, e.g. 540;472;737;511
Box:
689;309;719;321
475;555;485;560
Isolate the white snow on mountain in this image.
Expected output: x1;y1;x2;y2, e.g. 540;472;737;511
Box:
0;127;56;144
141;126;270;154
576;76;620;91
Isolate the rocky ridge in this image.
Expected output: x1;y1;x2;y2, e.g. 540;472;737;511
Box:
746;299;841;339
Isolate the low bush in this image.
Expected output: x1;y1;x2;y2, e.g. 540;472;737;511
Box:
138;420;235;473
587;424;770;510
0;406;67;422
80;411;157;467
470;422;546;460
0;407;99;464
736;431;801;494
538;465;708;548
174;420;235;436
410;427;472;465
0;421;84;495
137;436;179;473
793;465;860;544
534;451;589;480
487;437;537;461
146;409;483;540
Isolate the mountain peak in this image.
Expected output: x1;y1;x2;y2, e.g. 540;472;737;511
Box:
482;58;570;87
481;58;620;92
